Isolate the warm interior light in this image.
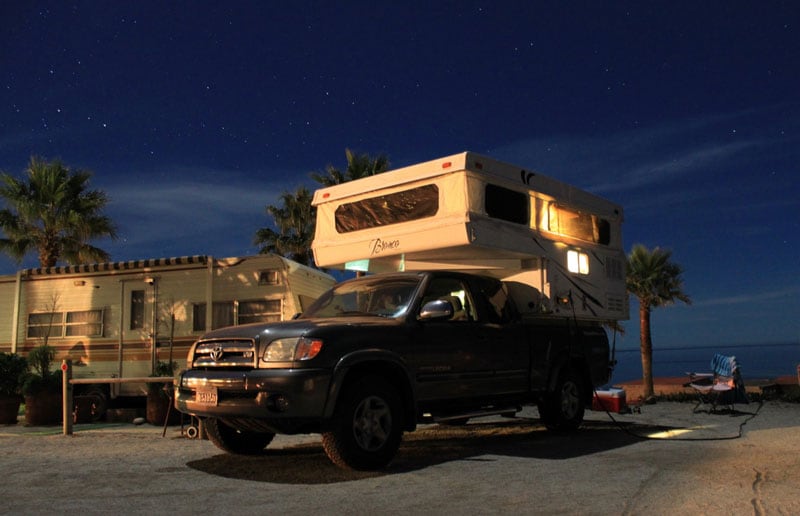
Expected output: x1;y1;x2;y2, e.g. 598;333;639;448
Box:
567;250;589;274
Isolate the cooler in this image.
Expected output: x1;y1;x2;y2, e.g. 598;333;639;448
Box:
592;387;627;413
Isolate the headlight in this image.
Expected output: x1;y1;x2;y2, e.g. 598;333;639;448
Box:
263;337;323;362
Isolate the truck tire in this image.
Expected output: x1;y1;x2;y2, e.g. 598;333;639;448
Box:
321;376;403;471
205;418;275;454
539;369;585;432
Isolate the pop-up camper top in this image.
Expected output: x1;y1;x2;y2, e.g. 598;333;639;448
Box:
312;151;628;322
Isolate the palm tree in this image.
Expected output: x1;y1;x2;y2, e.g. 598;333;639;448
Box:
0;156;117;267
256;150;391;268
626;244;691;400
254;186;316;266
310;148;390;186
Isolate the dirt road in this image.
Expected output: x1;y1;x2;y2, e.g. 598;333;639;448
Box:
1;402;798;515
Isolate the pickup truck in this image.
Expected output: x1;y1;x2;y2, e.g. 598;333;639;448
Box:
175;270;611;470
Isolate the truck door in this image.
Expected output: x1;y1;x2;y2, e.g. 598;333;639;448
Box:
411;276;528;403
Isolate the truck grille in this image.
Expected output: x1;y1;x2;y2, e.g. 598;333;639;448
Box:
192;339;257;368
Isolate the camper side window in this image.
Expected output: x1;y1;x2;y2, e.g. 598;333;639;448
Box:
485;184;528;225
335;184;439;233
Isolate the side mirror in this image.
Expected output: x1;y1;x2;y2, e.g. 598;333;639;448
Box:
418;299;454;321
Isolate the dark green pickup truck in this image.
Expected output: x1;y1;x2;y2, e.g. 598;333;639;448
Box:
175;270;611;470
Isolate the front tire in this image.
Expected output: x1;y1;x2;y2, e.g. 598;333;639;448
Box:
322;376;403;470
205;418;275;454
539;369;585;432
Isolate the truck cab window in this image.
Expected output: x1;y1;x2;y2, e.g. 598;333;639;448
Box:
422;278;476;322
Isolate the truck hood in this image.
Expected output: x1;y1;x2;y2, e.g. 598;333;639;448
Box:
197;315;403;341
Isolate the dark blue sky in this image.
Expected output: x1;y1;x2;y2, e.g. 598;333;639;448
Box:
1;2;798;350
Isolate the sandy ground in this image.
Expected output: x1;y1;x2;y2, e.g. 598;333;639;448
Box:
1;401;799;515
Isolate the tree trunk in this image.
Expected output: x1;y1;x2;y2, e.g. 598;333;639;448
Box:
639;305;655;400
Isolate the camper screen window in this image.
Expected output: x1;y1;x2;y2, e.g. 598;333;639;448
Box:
485;184;528;225
335;184;439;233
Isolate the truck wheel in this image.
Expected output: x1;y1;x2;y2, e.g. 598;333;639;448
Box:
321;376;403;470
205;418;275;455
539;369;585;432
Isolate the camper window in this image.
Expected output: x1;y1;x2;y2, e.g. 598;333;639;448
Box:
334;184;439;233
547;204;611;245
485;184;528;225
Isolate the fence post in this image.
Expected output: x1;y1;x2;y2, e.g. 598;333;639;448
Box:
62;360;73;436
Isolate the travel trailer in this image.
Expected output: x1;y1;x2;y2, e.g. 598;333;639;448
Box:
0;254;335;409
311;151;629;322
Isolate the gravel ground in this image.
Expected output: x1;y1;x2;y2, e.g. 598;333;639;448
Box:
1;401;799;515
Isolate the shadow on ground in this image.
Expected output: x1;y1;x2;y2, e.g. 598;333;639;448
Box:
186;417;675;484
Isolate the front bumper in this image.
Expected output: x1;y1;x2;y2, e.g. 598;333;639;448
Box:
175;368;333;421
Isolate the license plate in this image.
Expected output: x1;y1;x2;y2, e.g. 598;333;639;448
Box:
195;386;218;406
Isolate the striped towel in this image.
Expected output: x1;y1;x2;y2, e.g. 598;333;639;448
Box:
710;353;738;377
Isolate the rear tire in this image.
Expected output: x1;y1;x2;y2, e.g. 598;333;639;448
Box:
205;418;275;454
322;376;403;470
539;369;585;432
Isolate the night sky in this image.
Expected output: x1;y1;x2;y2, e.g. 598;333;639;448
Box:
1;2;798;350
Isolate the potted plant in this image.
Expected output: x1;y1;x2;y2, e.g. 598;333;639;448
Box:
22;344;63;425
146;360;180;425
0;352;28;424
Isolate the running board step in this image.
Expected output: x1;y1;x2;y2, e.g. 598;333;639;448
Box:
430;406;521;423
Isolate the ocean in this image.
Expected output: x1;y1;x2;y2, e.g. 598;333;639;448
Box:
609;342;800;383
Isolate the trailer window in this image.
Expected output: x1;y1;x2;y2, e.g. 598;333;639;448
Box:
27;312;64;339
239;299;282;324
27;310;103;338
130;290;144;330
194;300;282;330
193;302;235;331
547;204;611;245
335;184;439;233
259;270;280;285
485;184;528;225
66;310;104;337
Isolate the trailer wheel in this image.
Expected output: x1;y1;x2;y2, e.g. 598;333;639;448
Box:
205;418;275;454
321;376;403;470
77;385;108;422
539;369;585;432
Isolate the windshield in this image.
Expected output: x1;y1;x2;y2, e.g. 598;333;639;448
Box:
301;276;421;319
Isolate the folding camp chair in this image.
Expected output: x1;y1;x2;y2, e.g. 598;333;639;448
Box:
686;353;749;413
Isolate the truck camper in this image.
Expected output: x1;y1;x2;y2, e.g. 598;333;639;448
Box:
312;151;628;322
176;152;629;470
0;254;335;414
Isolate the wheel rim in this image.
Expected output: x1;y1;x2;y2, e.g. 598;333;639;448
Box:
352;395;392;451
560;381;580;419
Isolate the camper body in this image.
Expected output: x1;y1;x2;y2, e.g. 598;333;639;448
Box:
312;151;628;321
176;152;626;470
0;254;335;406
